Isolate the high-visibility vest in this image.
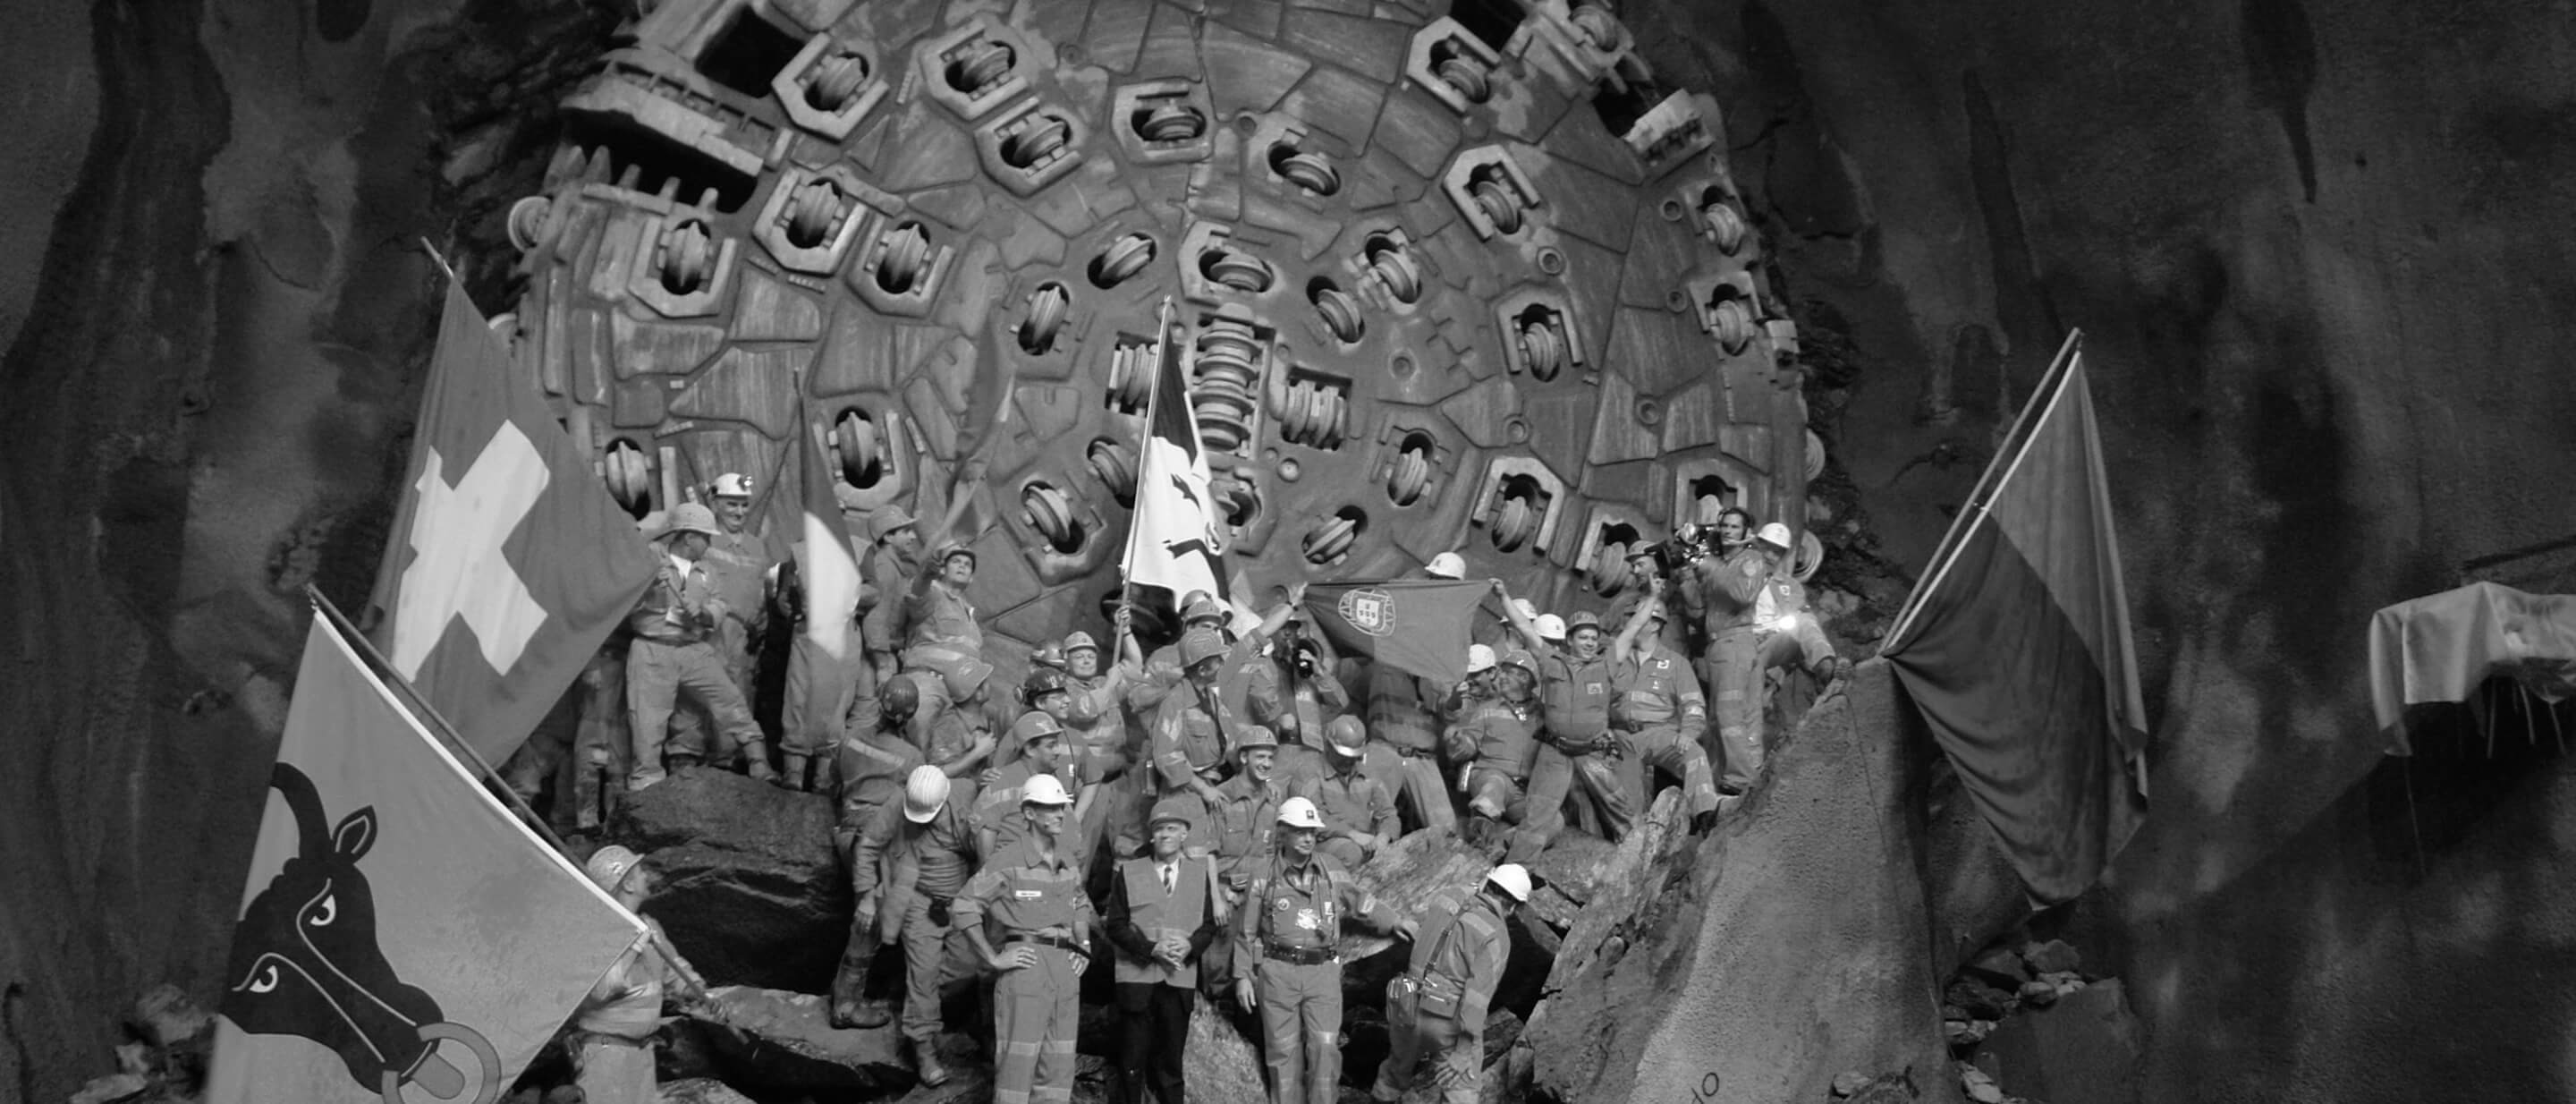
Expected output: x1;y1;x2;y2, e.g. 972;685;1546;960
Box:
1114;854;1212;988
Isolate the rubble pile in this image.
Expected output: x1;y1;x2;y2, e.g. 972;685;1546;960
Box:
1935;936;2143;1104
63;986;210;1104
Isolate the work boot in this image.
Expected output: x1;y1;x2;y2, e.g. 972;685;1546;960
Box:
782;752;811;792
830;996;893;1029
741;742;780;783
911;1038;951;1087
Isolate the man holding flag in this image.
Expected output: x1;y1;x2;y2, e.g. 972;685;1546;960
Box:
1120;300;1249;630
775;413;869;791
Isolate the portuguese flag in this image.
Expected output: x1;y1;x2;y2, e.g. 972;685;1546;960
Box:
1303;580;1491;685
1882;333;2149;904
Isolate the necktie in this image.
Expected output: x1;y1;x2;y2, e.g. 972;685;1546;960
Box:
1161;863;1176;895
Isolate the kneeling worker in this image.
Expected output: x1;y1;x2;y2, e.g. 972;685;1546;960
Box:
1234;797;1414;1104
1370;863;1524;1103
1105;799;1224;1104
956;774;1093;1104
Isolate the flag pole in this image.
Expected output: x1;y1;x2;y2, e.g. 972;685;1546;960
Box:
1116;297;1179;628
1880;329;2085;653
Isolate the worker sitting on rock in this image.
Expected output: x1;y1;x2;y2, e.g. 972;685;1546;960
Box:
1609;587;1724;835
848;765;981;1078
956;774;1093;1104
1370;862;1523;1104
1105;799;1224;1104
829;679;927;1028
1233;796;1412;1104
1445;647;1544;855
976;711;1094;861
624;502;775;789
567;846;710;1103
1304;717;1398;868
1746;522;1850;689
1526;610;1639;847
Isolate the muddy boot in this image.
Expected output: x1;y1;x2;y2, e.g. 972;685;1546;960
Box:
911;1037;951;1087
740;740;779;783
782;752;811;792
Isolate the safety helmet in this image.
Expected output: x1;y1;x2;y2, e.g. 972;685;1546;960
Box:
1275;796;1326;829
1325;715;1366;757
1061;631;1099;656
1029;642;1069;671
585;845;644;892
1148;798;1196;829
1508;598;1538;622
1234;726;1279;755
1535;614;1567;641
902;765;950;822
1011;709;1066;745
1425;552;1466;579
880;675;921;722
933;540;977;568
1756;522;1794;550
1464;644;1497;675
1021;773;1074;807
664;503;720;539
1179;627;1227;668
1485;862;1533;903
1565;611;1603;633
1498;648;1538;675
1180;593;1226;625
867;504;918;544
1022;667;1072;704
945;658;994;701
710;472;754;498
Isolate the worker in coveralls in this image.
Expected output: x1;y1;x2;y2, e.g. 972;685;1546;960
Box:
1104;798;1224;1104
1362;556;1467;834
851;764;981;1082
1609;588;1723;835
625;503;775;788
1527;610;1638;843
829;678;925;1028
770;548;867;792
956;773;1093;1104
849;504;922;743
1369;863;1524;1103
1305;716;1399;868
1233;796;1412;1104
976;711;1093;860
699;474;780;701
568;846;709;1103
1690;515;1772;794
1446;648;1545;855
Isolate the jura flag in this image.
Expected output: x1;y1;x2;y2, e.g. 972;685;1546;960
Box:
367;284;660;763
1882;334;2149;904
1121;304;1239;616
1302;580;1491;685
798;412;862;658
208;616;646;1104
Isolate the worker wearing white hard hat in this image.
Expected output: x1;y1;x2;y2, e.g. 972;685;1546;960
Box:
1372;864;1524;1104
1424;551;1466;579
1233;796;1412;1104
626;502;775;789
698;474;781;727
827;679;928;1028
570;847;710;1104
953;769;1091;1104
843;763;979;1079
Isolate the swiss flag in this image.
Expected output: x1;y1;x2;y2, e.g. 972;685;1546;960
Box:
365;284;661;763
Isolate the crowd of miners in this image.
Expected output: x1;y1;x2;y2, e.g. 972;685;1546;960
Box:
521;473;1847;1104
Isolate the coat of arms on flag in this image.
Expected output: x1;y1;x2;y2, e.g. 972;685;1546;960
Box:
1339;588;1397;636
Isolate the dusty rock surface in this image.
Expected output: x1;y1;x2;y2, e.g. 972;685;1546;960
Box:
688;985;911;1092
610;769;848;991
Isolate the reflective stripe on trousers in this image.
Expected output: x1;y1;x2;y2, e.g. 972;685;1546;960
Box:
994;944;1082;1104
1702;629;1764;792
1256;956;1345;1104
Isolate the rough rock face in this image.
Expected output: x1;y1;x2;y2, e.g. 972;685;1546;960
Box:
609;769;850;991
1525;662;1961;1104
688;986;911;1092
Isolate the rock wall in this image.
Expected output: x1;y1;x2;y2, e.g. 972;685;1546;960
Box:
1625;0;2576;1100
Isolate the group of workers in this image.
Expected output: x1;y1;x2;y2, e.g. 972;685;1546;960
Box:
535;472;1845;1104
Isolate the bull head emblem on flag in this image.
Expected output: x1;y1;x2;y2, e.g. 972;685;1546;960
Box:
223;763;502;1104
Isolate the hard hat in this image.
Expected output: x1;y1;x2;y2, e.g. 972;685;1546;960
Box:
1021;667;1071;704
1061;631;1099;655
1180;593;1226;625
880;675;921;721
1148;799;1196;829
1626;542;1658;563
1535;614;1567;641
1565;611;1603;633
1234;726;1279;755
1485;863;1532;902
1325;715;1366;757
902;765;950;822
1275;796;1325;829
710;472;754;498
1425;552;1466;579
1029;643;1069;673
1756;522;1793;549
1011;709;1065;745
1508;598;1538;621
1498;648;1538;675
1179;627;1227;667
1020;773;1074;807
867;504;917;543
933;539;977;568
945;658;994;701
585;845;643;892
664;503;720;539
1464;644;1496;675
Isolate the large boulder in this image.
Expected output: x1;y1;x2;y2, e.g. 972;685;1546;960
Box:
1524;662;1964;1104
1973;978;2145;1104
686;986;912;1092
1182;992;1269;1103
609;769;847;991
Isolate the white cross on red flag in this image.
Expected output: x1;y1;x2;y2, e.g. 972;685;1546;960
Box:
365;284;661;763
